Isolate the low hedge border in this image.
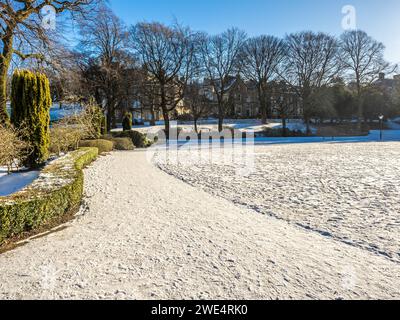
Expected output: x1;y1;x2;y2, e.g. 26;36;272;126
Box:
0;147;98;246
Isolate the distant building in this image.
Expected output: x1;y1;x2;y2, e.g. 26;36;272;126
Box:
373;73;400;94
132;74;303;122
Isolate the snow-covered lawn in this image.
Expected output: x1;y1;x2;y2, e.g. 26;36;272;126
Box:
0;169;40;197
154;142;400;263
1;150;399;299
118;119;310;135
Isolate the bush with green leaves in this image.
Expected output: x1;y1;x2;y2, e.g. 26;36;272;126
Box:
122;112;133;132
11;70;51;168
79;139;114;154
110;137;135;150
113;130;152;148
0;148;98;245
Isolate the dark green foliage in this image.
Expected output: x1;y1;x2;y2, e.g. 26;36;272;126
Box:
110;137;135;150
113;130;152;148
78;139;114;154
0;147;98;245
122;112;133;131
10;70;51;168
331;82;357;120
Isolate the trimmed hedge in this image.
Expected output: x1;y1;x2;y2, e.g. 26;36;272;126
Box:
112;130;152;148
0;147;98;245
79;139;114;154
110;137;135;151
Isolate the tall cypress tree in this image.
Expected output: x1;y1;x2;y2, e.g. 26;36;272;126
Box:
11;70;51;168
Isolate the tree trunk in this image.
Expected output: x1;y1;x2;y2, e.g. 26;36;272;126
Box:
112;107;117;129
266;95;273;120
150;105;156;126
217;101;224;132
106;104;113;132
218;114;224;132
356;79;363;129
163;109;170;140
282;116;287;137
194;117;199;134
257;85;268;125
0;66;9;125
160;83;171;139
0;33;13;125
305;118;311;136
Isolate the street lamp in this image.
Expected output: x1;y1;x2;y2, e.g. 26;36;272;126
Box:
379;115;384;141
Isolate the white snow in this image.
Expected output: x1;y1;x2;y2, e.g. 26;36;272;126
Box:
155;142;400;264
126;119;311;136
0;150;399;299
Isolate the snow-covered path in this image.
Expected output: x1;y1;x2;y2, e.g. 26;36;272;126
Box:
0;150;399;299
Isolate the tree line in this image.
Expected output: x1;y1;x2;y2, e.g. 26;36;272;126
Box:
1;2;398;136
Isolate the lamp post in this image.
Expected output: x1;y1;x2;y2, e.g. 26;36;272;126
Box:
379;115;384;141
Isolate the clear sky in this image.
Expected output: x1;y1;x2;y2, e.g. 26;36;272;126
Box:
109;0;400;64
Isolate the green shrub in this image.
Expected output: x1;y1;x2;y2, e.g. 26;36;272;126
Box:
78;139;114;154
0;147;98;245
84;102;105;139
11;70;51;168
113;130;152;148
122;112;133;131
109;137;135;151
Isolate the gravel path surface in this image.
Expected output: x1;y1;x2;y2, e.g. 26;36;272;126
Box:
0;149;399;299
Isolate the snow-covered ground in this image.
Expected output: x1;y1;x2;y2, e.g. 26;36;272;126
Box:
122;119;309;135
0;169;39;197
121;120;400;145
0;150;399;299
154;142;400;264
252;130;400;145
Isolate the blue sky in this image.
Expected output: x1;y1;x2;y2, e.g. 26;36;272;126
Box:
109;0;400;64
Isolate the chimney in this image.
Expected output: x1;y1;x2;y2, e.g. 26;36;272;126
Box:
379;73;385;80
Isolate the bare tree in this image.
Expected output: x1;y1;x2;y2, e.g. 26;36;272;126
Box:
78;5;131;129
185;82;212;134
271;81;299;134
339;30;395;123
0;0;99;124
130;22;197;138
200;28;246;132
240;35;285;124
134;68;160;126
282;31;340;134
